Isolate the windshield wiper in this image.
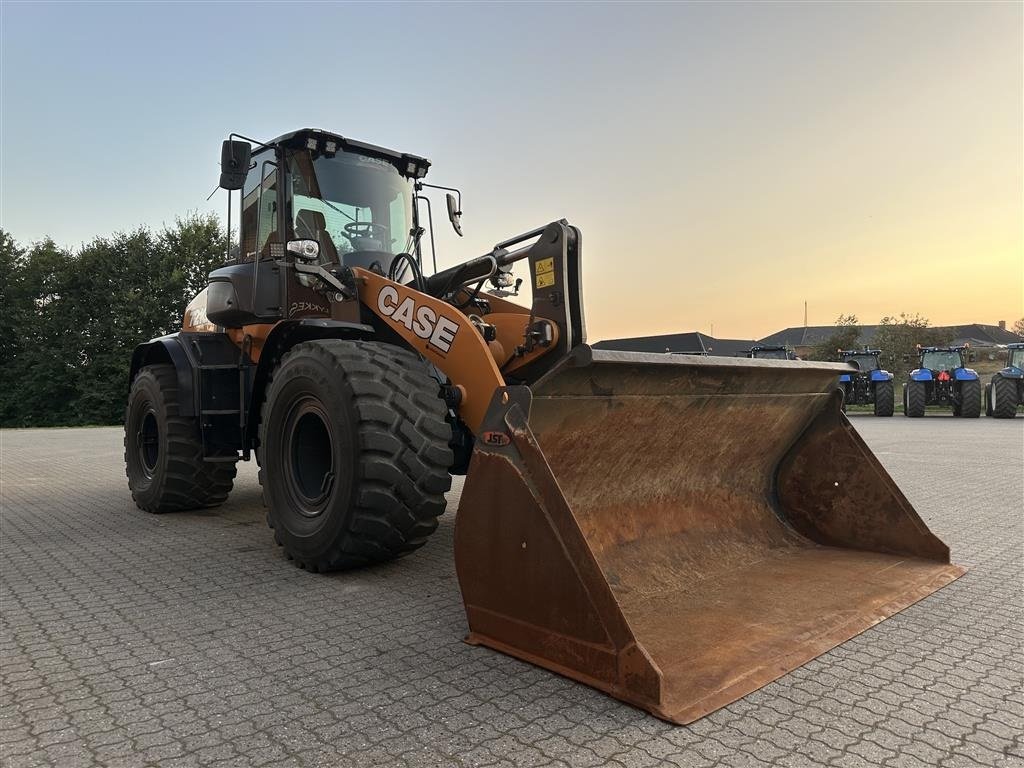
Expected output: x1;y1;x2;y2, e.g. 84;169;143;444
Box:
317;197;356;223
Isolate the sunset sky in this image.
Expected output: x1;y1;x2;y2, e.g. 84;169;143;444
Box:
1;2;1021;340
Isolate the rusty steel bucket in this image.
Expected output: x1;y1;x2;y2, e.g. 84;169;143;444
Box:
454;347;965;724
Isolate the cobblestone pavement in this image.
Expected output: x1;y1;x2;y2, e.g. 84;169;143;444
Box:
2;417;1022;768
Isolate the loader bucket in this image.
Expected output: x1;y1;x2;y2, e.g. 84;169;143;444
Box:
454;348;964;724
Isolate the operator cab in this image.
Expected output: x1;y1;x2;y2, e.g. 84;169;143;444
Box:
920;348;964;373
747;345;795;361
238;128;427;269
840;350;881;372
207;129;431;327
1007;344;1024;370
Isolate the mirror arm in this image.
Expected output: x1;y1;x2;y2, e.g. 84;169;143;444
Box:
417;182;461;212
414;194;438;274
228;132;273;150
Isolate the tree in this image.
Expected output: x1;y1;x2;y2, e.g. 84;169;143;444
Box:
873;313;952;380
0;216;229;427
0;230;25;371
1012;318;1024;338
808;314;861;361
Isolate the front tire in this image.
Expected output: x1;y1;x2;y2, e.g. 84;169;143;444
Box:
991;376;1019;419
985;383;993;417
873;380;894;417
259;340;453;572
124;365;236;512
904;381;926;417
957;379;981;418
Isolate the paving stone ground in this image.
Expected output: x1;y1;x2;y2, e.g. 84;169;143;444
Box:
1;416;1022;767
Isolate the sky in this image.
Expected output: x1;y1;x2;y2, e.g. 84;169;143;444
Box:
1;1;1021;341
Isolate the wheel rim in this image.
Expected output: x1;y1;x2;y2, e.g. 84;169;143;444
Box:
283;398;334;517
138;409;160;477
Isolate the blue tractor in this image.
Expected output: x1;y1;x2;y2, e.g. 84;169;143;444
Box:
984;342;1024;419
837;349;894;416
903;345;981;418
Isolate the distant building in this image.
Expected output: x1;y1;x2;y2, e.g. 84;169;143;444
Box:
756;326;881;359
593;332;757;358
757;322;1021;359
941;323;1022;347
594;322;1021;362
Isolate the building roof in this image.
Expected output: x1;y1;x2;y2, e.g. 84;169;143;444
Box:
758;323;1020;348
757;326;881;347
592;332;757;357
943;324;1022;346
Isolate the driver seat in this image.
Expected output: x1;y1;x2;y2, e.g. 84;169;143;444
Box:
295;210;339;264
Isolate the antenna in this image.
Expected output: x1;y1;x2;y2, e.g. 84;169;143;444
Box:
804;301;808;328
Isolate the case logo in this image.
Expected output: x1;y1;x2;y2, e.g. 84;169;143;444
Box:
377;285;460;355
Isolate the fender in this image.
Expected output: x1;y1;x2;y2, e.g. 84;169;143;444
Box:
838;373;852;383
996;366;1024;380
870;369;893;382
953;368;979;381
909;368;933;382
129;334;196;417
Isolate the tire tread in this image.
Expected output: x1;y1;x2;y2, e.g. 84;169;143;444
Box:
992;376;1019;419
125;365;236;512
260;340;452;571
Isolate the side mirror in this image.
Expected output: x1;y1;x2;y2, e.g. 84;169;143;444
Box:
446;193;463;237
220;140;252;190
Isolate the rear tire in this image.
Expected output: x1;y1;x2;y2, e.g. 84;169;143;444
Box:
984;383;993;417
992;376;1019;419
259;340;453;572
873;380;894;417
124;365;236;512
957;379;981;418
904;381;926;417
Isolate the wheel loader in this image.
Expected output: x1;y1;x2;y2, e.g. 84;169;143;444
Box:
125;128;964;724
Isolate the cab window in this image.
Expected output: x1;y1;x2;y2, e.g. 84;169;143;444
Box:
240;150;280;261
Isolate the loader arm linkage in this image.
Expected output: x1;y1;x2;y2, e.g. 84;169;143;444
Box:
351;220;582;433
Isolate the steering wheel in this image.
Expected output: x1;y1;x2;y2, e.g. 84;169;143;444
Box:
343;222;389;243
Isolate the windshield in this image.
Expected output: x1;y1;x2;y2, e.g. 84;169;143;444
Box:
287;149;414;260
1009;348;1024;369
921;350;962;371
752;348;790;360
845;354;879;372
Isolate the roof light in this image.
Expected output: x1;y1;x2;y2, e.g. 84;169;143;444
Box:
324;140;337;155
306;138;318;151
406;160;418;175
